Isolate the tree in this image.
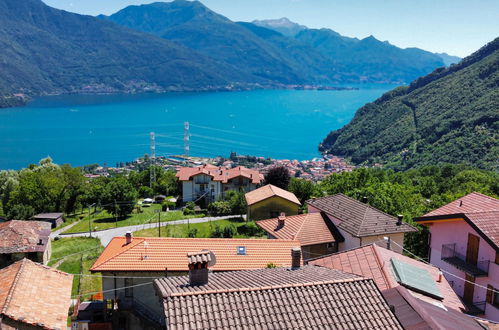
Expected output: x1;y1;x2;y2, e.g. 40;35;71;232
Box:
101;177;138;218
288;178;315;204
264;166;290;189
225;190;247;215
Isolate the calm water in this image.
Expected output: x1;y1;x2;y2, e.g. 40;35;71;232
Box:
0;86;396;169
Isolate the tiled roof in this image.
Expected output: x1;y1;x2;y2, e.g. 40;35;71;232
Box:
415;192;499;249
309;244;464;311
383;286;483;330
90;237;300;272
245;184;300;206
423;192;499;217
0;220;51;254
176;164;263;184
256;212;338;246
307;194;417;237
154;266;402;329
0;259;73;330
33;213;63;219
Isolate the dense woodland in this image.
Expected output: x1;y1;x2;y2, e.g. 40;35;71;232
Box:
320;37;499;171
1;159;497;258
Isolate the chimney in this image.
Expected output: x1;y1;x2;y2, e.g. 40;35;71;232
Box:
362;196;368;204
277;212;286;229
396;215;403;226
37;239;44;245
291;247;301;269
437;270;443;283
125;231;132;245
188;251;211;286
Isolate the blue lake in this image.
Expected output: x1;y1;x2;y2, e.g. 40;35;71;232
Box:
0;86;396;169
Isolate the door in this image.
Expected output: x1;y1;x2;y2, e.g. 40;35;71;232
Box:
466;234;480;265
463;274;475;303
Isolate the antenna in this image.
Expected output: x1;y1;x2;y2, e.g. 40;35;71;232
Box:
184;121;190;157
150;132;156;187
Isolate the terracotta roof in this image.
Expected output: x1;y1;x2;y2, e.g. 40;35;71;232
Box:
307;194;417;237
383;286;483;330
415;192;499;249
90;237;300;272
423;192;499;217
256;212;339;246
0;259;73;330
176;164;263;184
245;184;300;206
0;220;51;254
154;266;402;329
309;244;464;311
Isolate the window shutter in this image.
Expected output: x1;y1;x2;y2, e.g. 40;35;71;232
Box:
486;285;494;304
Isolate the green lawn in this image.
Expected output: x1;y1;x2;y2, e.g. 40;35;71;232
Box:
49;237;104;298
64;203;204;233
133;217;265;239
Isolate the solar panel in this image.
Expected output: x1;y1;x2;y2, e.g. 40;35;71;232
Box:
390;258;444;300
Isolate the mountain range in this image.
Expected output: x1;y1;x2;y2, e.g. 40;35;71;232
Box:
0;0;459;107
319;37;499;171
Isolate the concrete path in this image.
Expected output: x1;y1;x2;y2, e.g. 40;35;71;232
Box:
50;219;82;239
57;215;244;246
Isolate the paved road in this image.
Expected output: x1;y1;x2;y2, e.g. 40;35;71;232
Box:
56;215;244;246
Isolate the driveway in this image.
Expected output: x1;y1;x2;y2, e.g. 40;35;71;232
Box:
57;215;244;246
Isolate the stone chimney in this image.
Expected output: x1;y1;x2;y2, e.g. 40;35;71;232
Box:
396;215;403;226
291;247;301;269
125;231;132;245
277;212;286;229
188;251;211;286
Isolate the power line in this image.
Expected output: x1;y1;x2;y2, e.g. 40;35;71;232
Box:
71;281;153;298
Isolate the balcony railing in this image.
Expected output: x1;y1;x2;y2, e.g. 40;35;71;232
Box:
462;300;486;316
441;243;489;277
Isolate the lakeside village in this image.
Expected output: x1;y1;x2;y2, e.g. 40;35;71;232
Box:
1;157;498;329
83;152;356;181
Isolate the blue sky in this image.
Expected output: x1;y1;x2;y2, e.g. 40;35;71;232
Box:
42;0;499;57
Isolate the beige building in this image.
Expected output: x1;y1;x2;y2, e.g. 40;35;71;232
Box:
245;184;301;220
307;194;417;254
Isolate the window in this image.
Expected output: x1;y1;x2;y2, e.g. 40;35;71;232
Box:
125;278;133;297
237;246;246;255
391;258;443;300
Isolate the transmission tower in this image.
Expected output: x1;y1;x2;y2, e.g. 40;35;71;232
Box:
150;132;156;187
184;121;190;157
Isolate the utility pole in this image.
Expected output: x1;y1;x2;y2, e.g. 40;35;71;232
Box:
114;200;118;228
184;122;190;157
158;210;161;237
88;204;94;237
150;132;156;188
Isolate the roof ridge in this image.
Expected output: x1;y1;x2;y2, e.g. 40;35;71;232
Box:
168;277;370;298
1;259;27;315
295;213;311;240
92;237;145;269
371;244;394;289
469;191;499;201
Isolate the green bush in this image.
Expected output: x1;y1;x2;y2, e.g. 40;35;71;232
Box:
222;224;237;238
208;201;231;216
237;222;265;237
210;224;224;238
187;227;198;238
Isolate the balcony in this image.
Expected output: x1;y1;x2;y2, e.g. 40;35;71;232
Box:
462;300;486;316
441;244;489;277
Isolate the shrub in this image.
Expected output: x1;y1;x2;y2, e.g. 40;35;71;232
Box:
210;224;224;238
222;224;237;238
237;221;265;237
208;201;231;216
187;227;198;238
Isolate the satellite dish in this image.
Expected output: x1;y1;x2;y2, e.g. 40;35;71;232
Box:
202;249;217;267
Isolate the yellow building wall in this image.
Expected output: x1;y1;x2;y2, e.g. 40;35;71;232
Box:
248;196;300;221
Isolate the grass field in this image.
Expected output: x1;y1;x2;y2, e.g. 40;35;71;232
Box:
133;217;265;238
49;237;104;298
64;203;204;233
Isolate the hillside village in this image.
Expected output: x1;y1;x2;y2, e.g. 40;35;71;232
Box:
0;162;498;329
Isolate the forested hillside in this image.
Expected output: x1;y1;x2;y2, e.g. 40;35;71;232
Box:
0;0;254;107
320;37;499;171
102;0;445;85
